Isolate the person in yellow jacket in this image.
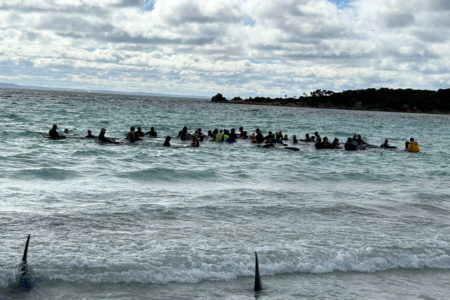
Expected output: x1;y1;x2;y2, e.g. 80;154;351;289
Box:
407;138;419;152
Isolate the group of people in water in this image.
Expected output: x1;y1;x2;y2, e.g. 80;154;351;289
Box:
46;124;420;152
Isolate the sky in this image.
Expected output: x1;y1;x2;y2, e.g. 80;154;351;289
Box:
0;0;449;97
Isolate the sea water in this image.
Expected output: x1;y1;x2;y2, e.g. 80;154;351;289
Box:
0;88;450;299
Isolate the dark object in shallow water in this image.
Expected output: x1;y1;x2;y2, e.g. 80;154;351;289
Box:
285;147;300;151
254;252;263;291
19;235;30;287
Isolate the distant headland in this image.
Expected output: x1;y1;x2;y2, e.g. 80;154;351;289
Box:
211;88;450;114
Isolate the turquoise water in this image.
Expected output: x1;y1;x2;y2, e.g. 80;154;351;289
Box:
1;88;450;299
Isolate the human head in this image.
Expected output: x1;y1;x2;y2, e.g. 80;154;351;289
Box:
53;124;57;129
137;127;142;131
239;127;243;132
166;136;171;141
314;132;318;136
64;128;69;133
384;139;388;144
347;137;352;143
410;138;414;142
87;130;92;135
101;128;106;133
151;127;155;131
130;126;135;131
357;134;361;139
311;136;315;141
306;133;309;138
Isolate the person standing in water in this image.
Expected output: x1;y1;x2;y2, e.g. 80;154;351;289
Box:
85;130;97;138
98;128;119;144
191;136;200;147
49;124;66;139
255;129;264;143
126;127;136;142
145;127;157;137
407;138;420;152
163;136;171;147
135;127;145;137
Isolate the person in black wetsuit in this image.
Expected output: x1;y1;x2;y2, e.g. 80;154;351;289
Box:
98;128;119;144
315;137;324;149
300;133;311;142
292;135;298;144
208;130;214;138
135;127;145;137
145;127;157;137
239;131;248;139
345;137;357;150
314;132;320;141
331;138;340;148
163;136;171;147
85;130;97;138
49;124;66;139
239;127;244;137
283;134;289;141
229;128;238;140
264;131;274;140
126;127;142;142
255;129;265;143
356;134;366;145
322;137;335;149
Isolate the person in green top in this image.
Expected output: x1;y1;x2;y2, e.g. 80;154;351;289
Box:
380;139;390;148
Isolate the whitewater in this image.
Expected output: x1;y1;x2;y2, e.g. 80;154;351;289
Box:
1;88;450;299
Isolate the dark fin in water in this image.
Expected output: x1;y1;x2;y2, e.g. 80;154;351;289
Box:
254;251;263;291
20;235;30;282
22;234;30;264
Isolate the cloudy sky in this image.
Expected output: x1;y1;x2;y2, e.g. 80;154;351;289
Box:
0;0;449;97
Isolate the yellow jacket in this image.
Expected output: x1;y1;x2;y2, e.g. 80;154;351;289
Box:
407;141;419;152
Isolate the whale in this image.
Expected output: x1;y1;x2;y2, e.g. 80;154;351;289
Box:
254;251;263;291
19;234;31;287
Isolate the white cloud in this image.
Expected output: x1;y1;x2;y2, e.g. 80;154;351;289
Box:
0;0;449;97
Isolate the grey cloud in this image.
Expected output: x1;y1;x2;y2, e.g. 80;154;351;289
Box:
95;33;215;45
429;0;450;11
384;13;415;28
113;0;144;7
37;16;115;33
413;30;446;43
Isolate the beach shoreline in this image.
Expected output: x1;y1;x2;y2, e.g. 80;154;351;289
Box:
211;100;450;115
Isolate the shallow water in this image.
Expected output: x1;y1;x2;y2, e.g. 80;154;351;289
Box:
1;88;450;299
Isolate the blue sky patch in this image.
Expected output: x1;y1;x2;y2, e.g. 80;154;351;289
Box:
329;0;353;9
243;16;256;27
143;0;156;11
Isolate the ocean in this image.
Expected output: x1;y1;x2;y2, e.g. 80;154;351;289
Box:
1;88;449;299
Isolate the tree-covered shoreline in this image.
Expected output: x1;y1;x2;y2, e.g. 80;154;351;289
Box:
211;88;450;114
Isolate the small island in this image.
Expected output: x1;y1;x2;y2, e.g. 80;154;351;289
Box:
211;88;450;114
